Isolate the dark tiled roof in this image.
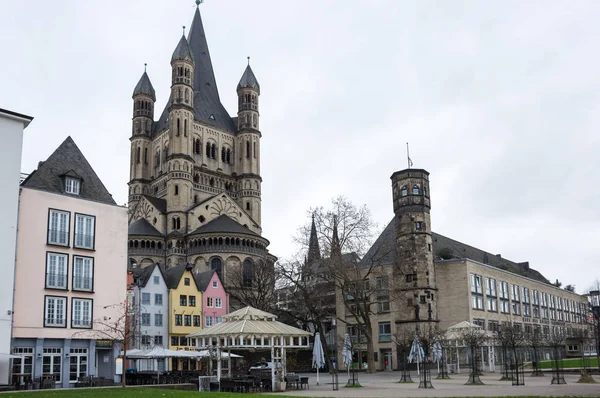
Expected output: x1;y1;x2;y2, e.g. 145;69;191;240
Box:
21;136;116;205
133;71;156;101
171;35;194;63
131;264;155;287
163;263;201;290
142;195;167;214
194;270;215;291
364;217;550;284
188;215;260;237
237;65;260;94
128;218;163;237
154;8;236;134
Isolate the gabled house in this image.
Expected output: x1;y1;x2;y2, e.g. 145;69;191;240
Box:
195;270;229;330
164;264;202;371
130;263;169;371
12;137;128;387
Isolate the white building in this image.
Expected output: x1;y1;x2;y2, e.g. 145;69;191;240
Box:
0;108;33;385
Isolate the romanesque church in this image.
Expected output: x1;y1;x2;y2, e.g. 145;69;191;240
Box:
127;4;276;286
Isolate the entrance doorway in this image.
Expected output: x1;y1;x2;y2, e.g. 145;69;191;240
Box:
382;350;393;371
96;349;113;379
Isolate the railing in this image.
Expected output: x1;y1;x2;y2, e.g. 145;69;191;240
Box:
72;319;91;328
45;318;66;327
48;230;69;246
167;248;186;256
46;273;67;289
128;248;165;257
73;277;93;291
74;233;94;249
187;244;266;256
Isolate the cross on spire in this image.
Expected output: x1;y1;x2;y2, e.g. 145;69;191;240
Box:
182;25;186;35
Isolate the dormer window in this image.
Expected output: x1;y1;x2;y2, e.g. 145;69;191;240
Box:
66;177;80;195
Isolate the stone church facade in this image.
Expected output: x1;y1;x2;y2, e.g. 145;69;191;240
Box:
127;4;276;285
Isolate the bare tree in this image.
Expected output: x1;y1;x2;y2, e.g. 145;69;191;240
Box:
73;300;136;388
459;326;488;385
564;284;576;293
496;320;527;385
226;257;277;312
546;329;567;384
393;326;416;382
525;326;546;376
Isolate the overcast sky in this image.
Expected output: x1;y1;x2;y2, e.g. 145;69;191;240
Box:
2;1;599;293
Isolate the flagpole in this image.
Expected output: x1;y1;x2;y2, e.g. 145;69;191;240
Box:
406;142;411;169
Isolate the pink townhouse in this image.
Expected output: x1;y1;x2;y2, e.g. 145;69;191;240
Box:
195;271;229;328
12;137;128;388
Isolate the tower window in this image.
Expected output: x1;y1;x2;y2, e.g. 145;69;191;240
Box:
206;142;211;158
185;88;189;103
136;147;141;164
242;259;254;288
211;144;216;159
174;185;179;196
401;185;408;197
193;195;198;204
144;148;148;164
221;147;226;162
193;174;199;183
246;141;250;158
253;142;256;158
172;217;181;230
176;119;180;136
184;119;187;136
211;258;223;280
412;185;421;195
246;202;251;211
195;139;201;155
415;221;423;230
226;148;231;164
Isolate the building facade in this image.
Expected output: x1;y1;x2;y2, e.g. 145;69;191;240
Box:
126;3;276;296
0;108;33;385
12;137;128;387
333;167;590;372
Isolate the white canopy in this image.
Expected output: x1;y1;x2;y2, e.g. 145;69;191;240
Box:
143;347;200;359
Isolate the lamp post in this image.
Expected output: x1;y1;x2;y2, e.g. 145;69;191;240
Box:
331;319;338;391
588;290;600;375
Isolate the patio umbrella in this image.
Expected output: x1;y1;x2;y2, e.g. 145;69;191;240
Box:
433;340;443;363
0;353;23;359
408;335;425;375
341;333;353;378
312;332;326;385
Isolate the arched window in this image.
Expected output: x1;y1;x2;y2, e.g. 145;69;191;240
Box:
184;119;187;136
206;142;211;157
136;147;141;164
144;148;148;164
401;185;408;197
176;119;180;136
221;147;226;162
211;258;223;281
211;144;216;159
185;88;189;102
246;202;251;211
174;185;179;195
193;174;199;183
155;151;161;167
195;139;201;155
412;185;420;195
246;141;250;158
242;259;254;288
253;114;257;128
226;149;231;164
253;142;256;158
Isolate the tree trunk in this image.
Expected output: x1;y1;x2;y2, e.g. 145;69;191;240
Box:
122;344;127;388
365;330;376;374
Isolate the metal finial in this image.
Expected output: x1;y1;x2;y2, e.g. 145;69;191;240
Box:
144;63;147;72
247;56;250;66
183;26;186;35
196;0;203;6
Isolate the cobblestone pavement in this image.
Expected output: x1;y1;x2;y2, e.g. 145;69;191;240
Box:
274;371;600;397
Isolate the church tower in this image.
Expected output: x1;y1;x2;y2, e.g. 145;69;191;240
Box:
236;61;262;225
129;66;156;211
391;168;438;329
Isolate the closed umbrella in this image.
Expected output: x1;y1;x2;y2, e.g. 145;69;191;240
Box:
312;332;326;385
408;335;425;375
341;333;353;378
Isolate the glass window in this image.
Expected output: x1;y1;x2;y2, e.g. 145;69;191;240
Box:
73;256;93;291
44;296;66;327
171;336;179;346
154;336;163;346
184;278;190;286
206;316;213;327
46;253;68;289
180;295;187;306
212;281;218;288
69;348;88;382
48;210;70;246
486;297;497;312
378;322;391;342
189;296;196;307
154;313;163;327
74;214;95;249
154;294;163;306
141;313;151;326
42;348;62;382
184;315;191;327
65;177;80;195
153;276;160;285
471;295;484;310
206;297;213;307
216;298;222;308
141;293;151;305
485;278;496;296
211;258;223;280
470;274;483;294
175;314;182;326
12;348;33;385
72;298;92;328
193;315;201;327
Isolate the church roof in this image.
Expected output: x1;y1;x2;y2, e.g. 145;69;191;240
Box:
188;214;260;238
132;71;156;101
171;35;194;63
237;64;260;94
131;263;166;288
155;7;236;134
128;218;162;237
21;136;116;205
362;217;550;284
142;194;167;214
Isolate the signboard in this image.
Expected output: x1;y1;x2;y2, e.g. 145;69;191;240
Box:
96;340;113;348
115;358;123;375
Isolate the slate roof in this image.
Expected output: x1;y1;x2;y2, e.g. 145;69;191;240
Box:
194;270;216;291
21;136;116;205
142;195;167;214
163;263;201;290
128;218;163;237
155;7;236;134
362;217;550;284
188;215;261;238
171;35;194;63
132;71;156;101
237;65;260;94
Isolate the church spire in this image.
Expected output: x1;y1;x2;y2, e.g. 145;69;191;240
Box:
307;213;321;264
331;215;341;258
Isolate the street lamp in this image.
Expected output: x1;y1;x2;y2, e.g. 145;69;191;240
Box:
588;290;600;374
331;318;338;391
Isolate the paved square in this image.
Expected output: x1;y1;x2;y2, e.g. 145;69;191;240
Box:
274;371;600;397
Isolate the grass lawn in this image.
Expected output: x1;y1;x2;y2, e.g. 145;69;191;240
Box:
1;387;304;398
534;357;599;369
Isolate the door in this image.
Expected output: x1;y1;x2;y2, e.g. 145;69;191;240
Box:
96;350;112;379
383;351;393;371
